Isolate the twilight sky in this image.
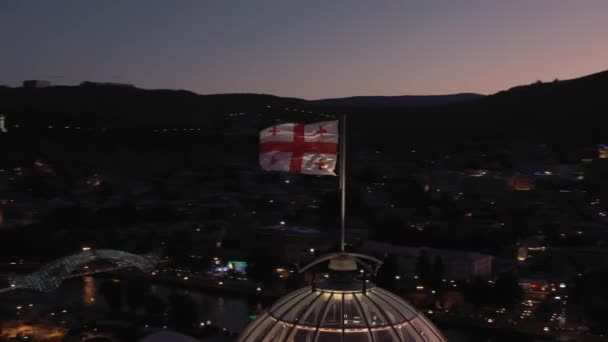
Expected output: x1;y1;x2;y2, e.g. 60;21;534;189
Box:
1;1;608;99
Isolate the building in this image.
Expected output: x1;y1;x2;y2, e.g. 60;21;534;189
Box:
363;241;494;280
138;331;199;342
253;225;333;263
80;81;135;88
22;80;50;88
598;144;608;159
238;253;447;341
508;174;535;191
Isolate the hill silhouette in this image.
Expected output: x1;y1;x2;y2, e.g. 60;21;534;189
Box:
296;70;608;150
1;70;608;145
309;93;484;109
0;84;305;128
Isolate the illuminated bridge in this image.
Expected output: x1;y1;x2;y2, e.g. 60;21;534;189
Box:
0;249;161;293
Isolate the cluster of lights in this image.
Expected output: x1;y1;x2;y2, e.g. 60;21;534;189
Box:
154;128;204;133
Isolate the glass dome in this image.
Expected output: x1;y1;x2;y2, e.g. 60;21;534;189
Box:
237;278;447;342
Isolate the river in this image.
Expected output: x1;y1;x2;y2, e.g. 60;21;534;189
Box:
0;276;510;342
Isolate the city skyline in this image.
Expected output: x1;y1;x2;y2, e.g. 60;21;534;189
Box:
3;2;608;341
1;1;608;99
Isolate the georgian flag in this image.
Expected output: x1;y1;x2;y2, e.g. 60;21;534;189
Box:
259;120;338;176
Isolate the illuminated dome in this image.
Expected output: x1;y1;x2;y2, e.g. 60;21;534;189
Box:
238;254;447;342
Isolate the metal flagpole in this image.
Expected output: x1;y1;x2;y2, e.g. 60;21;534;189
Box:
339;114;347;252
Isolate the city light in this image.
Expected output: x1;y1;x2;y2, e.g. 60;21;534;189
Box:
4;14;608;341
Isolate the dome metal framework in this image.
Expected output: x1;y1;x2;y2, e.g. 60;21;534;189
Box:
238;253;447;342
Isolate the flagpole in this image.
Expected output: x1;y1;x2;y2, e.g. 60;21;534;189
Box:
339;114;347;252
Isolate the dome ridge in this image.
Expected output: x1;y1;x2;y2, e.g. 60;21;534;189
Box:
237;253;447;341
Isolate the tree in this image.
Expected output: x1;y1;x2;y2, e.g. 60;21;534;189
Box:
570;268;608;332
536;299;560;321
464;276;491;308
246;249;278;286
415;250;431;285
432;255;445;288
376;254;398;290
493;272;523;310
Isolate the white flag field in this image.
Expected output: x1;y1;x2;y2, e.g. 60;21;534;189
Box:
259;120;339;176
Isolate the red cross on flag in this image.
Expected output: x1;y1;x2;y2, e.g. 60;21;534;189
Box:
259;120;338;176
